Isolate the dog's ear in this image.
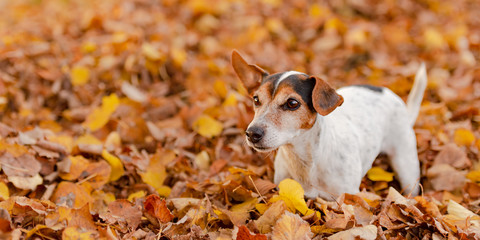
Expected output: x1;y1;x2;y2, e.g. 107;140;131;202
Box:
232;50;268;95
310;76;344;116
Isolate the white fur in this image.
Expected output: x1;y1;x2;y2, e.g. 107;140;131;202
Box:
252;65;427;200
275;71;304;90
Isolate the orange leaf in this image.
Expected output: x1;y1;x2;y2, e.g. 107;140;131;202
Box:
236;225;267;240
144;194;173;224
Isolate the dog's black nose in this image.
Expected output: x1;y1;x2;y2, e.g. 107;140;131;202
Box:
245;127;264;143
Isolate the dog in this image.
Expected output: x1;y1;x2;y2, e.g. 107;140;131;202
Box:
231;50;427;199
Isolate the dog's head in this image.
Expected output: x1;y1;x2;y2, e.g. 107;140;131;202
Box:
232;50;344;152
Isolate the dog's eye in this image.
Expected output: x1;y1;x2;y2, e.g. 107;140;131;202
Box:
253;96;261;107
283;98;300;110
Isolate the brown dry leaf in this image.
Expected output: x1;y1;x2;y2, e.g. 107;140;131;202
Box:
0;153;42;190
62;226;97;240
0;153;40;178
427;164;466;191
82;160;111;189
327;225;377;240
434;143;471;169
100;200;142;230
254;200;287;234
271;211;313;240
144;194;174;224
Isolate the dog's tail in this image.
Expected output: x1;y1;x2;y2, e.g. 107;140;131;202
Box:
406;63;427;126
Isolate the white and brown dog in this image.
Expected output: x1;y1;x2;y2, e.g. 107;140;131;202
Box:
232;50;427;200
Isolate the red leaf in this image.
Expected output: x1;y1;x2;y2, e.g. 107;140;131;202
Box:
144;194;173;224
236;226;267;240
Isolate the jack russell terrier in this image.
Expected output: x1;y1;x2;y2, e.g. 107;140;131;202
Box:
232;50;427;200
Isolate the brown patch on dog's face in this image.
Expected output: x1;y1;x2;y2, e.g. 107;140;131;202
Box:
246;73;318;150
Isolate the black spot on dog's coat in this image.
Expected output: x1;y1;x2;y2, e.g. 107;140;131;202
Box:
354;84;384;93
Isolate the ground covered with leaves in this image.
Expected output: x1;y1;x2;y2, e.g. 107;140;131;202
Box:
1;0;480;239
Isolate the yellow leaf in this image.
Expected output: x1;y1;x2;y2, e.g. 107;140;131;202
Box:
39;120;62;132
105;131;121;150
62;227;96;240
156;186;171;197
192;114;223;138
70;66;90;86
83;94;120;131
367;167;394;182
275;179;313;215
139;151;175;196
424;28;446;49
0;182;9;200
59;155;90;181
47;135;74;153
222;92;238;107
76;134;102;146
142;43;163;61
325;18;347;33
231;198;258;213
309;4;329;18
255;203;268;215
466;170;480;183
81;42;96;53
128;190;146;202
213;80;228;98
194;150;210;171
0;139;28;157
454;128;475;146
101;150;124;182
171;47;187;66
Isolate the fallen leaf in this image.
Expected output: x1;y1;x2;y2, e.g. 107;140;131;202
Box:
427;164;466;191
271;211;313;240
235;225;267;240
434;143;471;169
271;179;313;215
142;43;164;61
453;128;475;146
70;66;90;87
0;152;41;178
254;200;287;233
0;182;9;200
62;226;97;240
121;82;147;103
8;174;43;190
192;114;223;138
83;94;120;131
367;167;394;182
327;225;377;240
139;151;173;197
101;150;124;182
59;155;90;181
144;194;174;224
100;200;142;230
127;191;146;202
51;181;93;208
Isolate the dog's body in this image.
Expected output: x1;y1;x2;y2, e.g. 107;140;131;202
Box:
232;50;427;200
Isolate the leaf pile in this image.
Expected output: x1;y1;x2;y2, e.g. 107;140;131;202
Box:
1;0;480;239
